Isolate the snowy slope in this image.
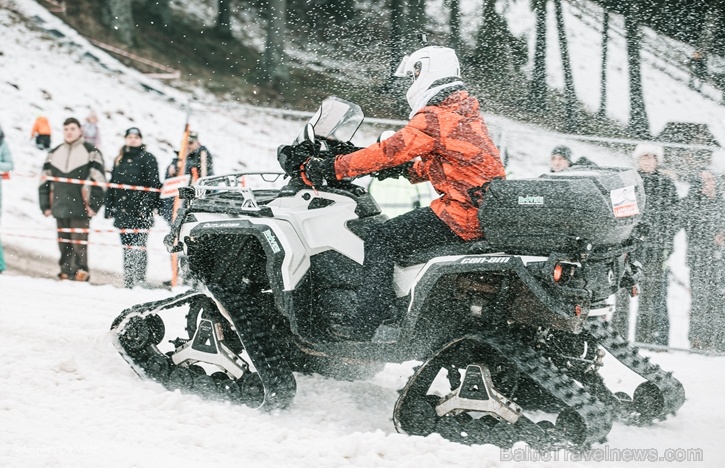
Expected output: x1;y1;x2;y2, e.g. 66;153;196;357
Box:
1;1;724;467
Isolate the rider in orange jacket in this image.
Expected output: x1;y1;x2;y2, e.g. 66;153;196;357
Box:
302;46;506;340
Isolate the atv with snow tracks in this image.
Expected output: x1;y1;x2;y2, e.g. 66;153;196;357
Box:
110;97;684;451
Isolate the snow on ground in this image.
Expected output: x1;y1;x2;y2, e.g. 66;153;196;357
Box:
1;1;724;467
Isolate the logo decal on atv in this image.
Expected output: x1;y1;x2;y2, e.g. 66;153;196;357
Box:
263;229;281;253
460;256;510;264
518;196;544;205
201;221;244;228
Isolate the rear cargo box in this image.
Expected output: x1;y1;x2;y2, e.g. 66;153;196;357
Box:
479;167;644;254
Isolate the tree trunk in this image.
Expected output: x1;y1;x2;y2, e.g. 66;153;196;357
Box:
449;0;461;52
528;0;548;111
144;0;171;26
216;0;234;38
625;10;650;138
407;0;427;49
261;0;288;89
598;10;609;118
101;0;134;46
388;0;407;84
554;0;576;131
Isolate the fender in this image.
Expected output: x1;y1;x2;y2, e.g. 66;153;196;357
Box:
399;254;587;342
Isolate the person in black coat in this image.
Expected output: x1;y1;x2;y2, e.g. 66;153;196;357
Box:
679;169;725;351
104;127;162;288
614;144;679;345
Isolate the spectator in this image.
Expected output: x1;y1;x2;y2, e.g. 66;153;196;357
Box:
82;111;101;148
31;115;52;150
0;125;14;273
297;45;506;340
613;144;679;345
550;145;573;172
161;132;214;223
104;127;162;288
38;117;106;281
166;131;214;182
549;145;597;172
680;169;725;351
688;50;708;91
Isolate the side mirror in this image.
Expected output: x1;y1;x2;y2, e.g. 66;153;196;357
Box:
377;130;396;143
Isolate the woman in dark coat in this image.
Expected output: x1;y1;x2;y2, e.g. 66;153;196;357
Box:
680;169;725;351
104;127;162;288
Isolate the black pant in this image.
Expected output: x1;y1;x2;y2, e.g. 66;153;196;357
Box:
36;135;50;150
56;218;90;277
120;232;149;288
353;207;465;337
613;247;670;345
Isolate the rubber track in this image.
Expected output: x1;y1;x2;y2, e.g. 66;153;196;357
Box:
207;285;297;410
394;333;613;450
110;289;296;410
582;318;686;424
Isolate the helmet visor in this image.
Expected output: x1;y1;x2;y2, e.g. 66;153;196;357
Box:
393;54;411;78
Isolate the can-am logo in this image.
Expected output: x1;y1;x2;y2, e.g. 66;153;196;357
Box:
460;256;510;264
263;229;281;253
518;195;544;205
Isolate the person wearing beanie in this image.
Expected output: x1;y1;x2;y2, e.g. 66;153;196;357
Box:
104;127;162;288
612;142;679;346
38;117;106;282
550;145;573;172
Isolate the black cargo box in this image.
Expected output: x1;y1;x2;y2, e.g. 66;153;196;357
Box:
479;167;644;254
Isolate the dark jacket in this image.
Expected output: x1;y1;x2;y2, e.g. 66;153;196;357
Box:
104;145;162;229
638;170;679;251
39;138;106;218
679;178;725;263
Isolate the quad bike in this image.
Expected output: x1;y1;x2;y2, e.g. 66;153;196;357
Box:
110;97;685;450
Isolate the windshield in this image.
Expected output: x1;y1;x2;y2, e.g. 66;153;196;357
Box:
294;96;364;144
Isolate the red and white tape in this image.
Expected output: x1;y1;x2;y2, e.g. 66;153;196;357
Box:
41;175;162;192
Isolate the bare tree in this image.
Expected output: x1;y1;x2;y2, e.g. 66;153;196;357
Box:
625;6;650;138
598;10;609;118
101;0;134;46
145;0;171;26
261;0;288;89
554;0;576;131
407;0;426;50
528;0;548;111
217;0;234;38
449;0;461;52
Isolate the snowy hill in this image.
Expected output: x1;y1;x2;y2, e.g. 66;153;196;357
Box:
1;1;725;467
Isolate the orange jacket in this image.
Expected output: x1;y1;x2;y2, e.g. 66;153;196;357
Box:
335;90;505;240
31;116;51;137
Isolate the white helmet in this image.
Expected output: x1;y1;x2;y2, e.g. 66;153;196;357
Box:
394;46;461;111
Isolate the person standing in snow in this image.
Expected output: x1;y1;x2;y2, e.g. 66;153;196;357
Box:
294;45;506;340
31;115;52;150
0;125;14;273
82;111;101;149
104;127;162;288
38;117;106;281
679;169;725;351
613;144;679;345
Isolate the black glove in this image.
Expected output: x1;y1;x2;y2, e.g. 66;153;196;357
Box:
303;157;337;187
326;140;362;156
374;161;414;181
277;141;316;175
